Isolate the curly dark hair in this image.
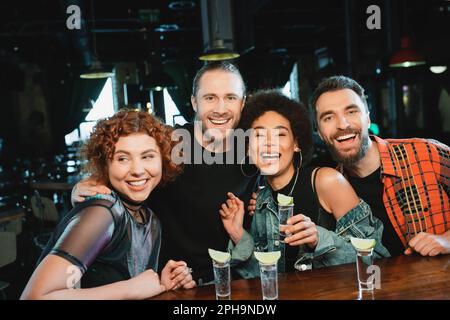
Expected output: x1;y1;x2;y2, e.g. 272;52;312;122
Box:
82;109;182;187
239;90;313;158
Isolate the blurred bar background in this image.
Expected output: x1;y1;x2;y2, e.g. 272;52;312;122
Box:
0;0;449;299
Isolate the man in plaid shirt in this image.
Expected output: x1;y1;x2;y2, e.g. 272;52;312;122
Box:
311;75;450;257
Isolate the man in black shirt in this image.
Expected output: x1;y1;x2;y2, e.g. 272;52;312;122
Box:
149;62;255;283
72;62;256;284
311;75;450;257
345;168;405;256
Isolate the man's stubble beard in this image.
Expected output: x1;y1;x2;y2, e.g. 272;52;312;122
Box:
327;131;370;166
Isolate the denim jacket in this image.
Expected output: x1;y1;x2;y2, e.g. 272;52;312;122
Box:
228;186;391;279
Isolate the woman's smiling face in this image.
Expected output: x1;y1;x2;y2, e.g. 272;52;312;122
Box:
249;111;298;177
107;133;162;203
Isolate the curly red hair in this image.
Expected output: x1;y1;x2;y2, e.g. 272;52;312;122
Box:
82;109;182;187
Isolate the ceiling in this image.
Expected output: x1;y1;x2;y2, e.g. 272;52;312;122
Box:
0;0;449;91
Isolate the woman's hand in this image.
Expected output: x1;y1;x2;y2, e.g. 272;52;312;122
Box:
126;269;166;300
161;260;196;290
219;192;245;244
72;178;112;203
284;214;319;249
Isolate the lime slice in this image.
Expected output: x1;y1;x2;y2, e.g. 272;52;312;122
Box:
277;193;294;206
254;251;281;265
350;237;376;251
208;248;231;263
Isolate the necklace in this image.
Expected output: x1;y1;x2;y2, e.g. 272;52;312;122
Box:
113;188;147;223
286;167;300;197
123;202;147;224
123;202;151;243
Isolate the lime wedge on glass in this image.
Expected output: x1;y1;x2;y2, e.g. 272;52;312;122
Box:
254;251;281;265
208;248;231;263
350;237;376;252
277;193;294;206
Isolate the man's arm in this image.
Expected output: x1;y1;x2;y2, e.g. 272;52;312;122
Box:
71;178;112;206
403;140;450;256
429;139;450;195
405;230;450;256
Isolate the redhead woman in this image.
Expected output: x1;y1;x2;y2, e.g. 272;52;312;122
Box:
21;110;195;299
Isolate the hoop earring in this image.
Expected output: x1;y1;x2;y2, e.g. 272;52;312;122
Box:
294;150;303;169
240;155;258;178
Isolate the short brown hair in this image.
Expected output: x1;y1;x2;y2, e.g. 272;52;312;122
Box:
310;75;369;123
192;61;246;97
82;109;181;187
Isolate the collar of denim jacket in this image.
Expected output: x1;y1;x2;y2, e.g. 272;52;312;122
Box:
255;187;279;218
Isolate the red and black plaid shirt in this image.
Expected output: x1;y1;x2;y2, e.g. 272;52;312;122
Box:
371;136;449;247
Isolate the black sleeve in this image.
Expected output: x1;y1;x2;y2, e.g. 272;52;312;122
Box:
50;204;115;273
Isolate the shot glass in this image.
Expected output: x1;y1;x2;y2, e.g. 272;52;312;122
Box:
212;260;231;300
278;204;294;241
356;248;375;291
259;262;278;300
